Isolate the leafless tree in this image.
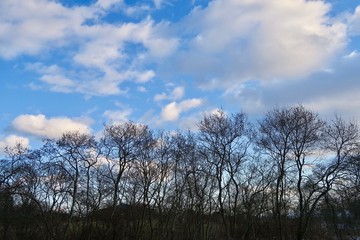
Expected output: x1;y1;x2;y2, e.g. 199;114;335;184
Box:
258;105;326;239
321;115;360;239
258;106;295;239
198;109;252;240
0;144;30;239
42;131;97;239
100;122;154;239
1;106;359;240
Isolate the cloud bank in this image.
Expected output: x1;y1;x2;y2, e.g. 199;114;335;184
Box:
171;0;346;89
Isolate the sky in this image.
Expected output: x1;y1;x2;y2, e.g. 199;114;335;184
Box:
1;0;360;151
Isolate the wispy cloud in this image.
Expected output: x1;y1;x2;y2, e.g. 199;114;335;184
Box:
348;5;360;35
154;86;185;102
95;0;123;10
103;108;133;123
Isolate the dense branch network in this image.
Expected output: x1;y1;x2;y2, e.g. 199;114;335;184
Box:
0;106;359;240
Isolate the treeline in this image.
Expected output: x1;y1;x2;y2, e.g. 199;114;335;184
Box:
0;105;359;240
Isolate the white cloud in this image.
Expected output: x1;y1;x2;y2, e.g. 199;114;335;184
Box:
72;18;176;74
304;91;360;119
95;0;123;9
123;4;151;17
154;86;185;102
103;109;132;123
12;114;92;139
40;75;75;92
177;108;226;131
161;102;179;121
222;52;360;121
61;18;173;95
172;86;185;100
179;98;203;111
172;0;346;89
153;0;162;9
144;36;179;58
161;98;203;122
0;135;30;152
0;0;93;59
348;5;360;35
134;70;156;83
223;81;264;114
26;63;76;93
137;86;147;92
73;41;123;69
26;62;154;96
0;0;177;96
154;93;168;102
343;50;359;59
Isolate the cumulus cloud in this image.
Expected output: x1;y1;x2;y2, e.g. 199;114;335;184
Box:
0;0;178;96
170;0;346;89
71;18;175;95
161;98;203;122
59;17;171;95
0;135;30;152
0;0;94;59
12;114;92;139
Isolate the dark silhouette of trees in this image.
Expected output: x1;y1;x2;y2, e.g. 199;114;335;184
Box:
0;105;359;240
198;109;253;240
320;115;360;239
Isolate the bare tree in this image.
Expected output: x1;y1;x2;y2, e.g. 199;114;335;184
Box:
0;144;30;239
320;115;360;239
1;106;359;240
198;109;251;240
42;131;97;239
258;106;296;239
100;122;153;240
258;105;325;239
239;156;274;239
287;106;325;240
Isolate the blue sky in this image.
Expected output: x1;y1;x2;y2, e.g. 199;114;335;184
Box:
1;0;360;151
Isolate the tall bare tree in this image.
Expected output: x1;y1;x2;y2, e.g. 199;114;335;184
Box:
100;122;153;240
198;109;252;240
43;131;97;239
258;105;325;239
321;115;360;239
